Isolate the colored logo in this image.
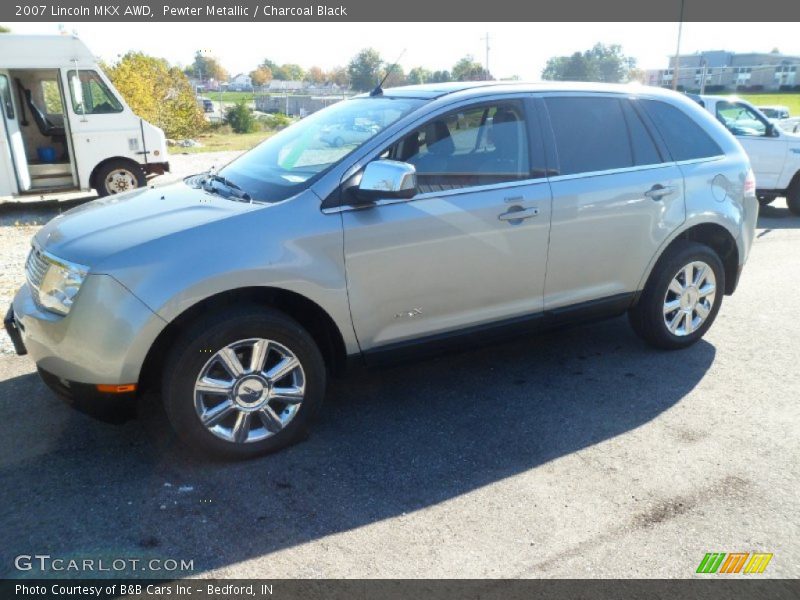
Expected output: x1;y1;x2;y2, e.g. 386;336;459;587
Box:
697;552;773;574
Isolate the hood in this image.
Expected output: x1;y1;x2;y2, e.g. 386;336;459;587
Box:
34;182;263;268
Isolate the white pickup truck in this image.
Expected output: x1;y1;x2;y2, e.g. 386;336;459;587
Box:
696;95;800;214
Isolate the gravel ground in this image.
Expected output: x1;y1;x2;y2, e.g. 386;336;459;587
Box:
0;186;798;579
0;150;244;355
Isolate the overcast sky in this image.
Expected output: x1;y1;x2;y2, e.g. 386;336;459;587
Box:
5;21;800;79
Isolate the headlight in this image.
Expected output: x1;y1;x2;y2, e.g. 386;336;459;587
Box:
27;249;89;316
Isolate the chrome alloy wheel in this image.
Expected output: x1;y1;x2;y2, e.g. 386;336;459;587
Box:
662;260;717;337
193;338;306;444
104;168;138;194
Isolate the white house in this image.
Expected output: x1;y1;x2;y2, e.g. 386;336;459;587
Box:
228;73;253;90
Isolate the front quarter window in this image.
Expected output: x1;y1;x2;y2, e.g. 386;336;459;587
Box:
219;96;423;202
716;101;768;137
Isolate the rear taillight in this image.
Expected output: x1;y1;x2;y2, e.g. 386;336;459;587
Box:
744;168;756;197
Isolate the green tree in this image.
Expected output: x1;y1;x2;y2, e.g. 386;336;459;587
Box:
541;43;637;83
452;55;490;81
224;100;257;133
0;25;11;33
381;65;406;88
348;48;383;91
273;64;304;81
106;52;206;138
407;67;432;85
185;52;228;82
430;70;452;83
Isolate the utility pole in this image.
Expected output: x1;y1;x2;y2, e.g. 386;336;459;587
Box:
672;0;685;91
481;32;490;80
699;58;708;94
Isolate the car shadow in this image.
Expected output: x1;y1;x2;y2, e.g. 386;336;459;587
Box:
757;200;800;230
0;316;715;577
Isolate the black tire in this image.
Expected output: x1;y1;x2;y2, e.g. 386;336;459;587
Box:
787;180;800;216
94;159;146;197
629;241;725;350
162;306;326;459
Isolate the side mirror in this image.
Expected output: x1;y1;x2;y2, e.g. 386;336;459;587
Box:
765;122;779;137
354;159;417;204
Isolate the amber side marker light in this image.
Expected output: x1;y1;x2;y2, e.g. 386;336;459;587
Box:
96;384;137;393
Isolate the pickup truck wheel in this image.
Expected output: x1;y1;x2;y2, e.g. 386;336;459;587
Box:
162;306;326;459
629;241;725;350
787;182;800;216
95;159;146;197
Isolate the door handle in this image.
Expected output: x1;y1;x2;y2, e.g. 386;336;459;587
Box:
644;184;676;200
498;206;539;222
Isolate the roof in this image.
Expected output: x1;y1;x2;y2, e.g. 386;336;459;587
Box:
373;80;678;100
0;34;97;69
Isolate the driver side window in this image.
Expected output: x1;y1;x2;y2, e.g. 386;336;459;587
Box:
716;101;767;137
68;70;123;115
389;102;532;195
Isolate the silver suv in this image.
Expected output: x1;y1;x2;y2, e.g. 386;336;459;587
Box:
6;82;758;458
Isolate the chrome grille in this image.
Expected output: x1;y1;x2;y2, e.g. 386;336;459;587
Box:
25;245;49;295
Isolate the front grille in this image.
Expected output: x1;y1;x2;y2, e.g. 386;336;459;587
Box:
25;245;49;298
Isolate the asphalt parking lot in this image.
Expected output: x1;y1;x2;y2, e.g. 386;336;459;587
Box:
0;192;798;579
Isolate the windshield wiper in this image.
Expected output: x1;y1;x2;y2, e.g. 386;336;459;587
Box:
202;173;252;202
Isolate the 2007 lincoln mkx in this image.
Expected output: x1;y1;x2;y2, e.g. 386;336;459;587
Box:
5;82;758;458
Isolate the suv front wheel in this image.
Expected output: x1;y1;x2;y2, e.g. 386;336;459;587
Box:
629;241;725;350
162;306;326;459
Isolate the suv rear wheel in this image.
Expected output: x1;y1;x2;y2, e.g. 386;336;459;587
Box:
629;241;725;350
787;180;800;216
162;306;326;459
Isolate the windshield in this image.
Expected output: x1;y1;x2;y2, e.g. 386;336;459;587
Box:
716;101;768;137
219;96;424;201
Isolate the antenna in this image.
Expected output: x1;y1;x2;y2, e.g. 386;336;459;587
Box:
370;48;406;97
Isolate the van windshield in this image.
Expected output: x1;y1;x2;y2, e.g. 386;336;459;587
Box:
219;96;424;202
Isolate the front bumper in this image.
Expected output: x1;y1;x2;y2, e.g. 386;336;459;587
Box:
38;367;137;422
11;275;167;385
144;161;170;177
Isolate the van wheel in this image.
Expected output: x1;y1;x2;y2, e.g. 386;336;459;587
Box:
95;160;146;197
162;306;326;459
629;241;725;350
787;181;800;216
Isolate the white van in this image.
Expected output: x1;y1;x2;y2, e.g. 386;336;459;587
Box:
0;34;168;199
697;95;800;214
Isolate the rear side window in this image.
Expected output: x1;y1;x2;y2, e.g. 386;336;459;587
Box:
545;97;634;175
640;100;723;161
621;101;662;166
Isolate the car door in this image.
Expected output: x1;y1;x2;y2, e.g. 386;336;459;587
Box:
0;71;32;192
340;98;552;355
62;68;139;189
715;100;786;189
542;94;686;311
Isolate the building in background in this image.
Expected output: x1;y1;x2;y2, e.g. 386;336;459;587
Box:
645;50;800;92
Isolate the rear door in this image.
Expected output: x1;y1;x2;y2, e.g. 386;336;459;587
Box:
0;71;31;192
541;94;685;310
341;98;553;353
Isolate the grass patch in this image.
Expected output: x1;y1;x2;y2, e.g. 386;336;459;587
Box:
737;93;800;116
173;130;275;154
198;91;256;104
